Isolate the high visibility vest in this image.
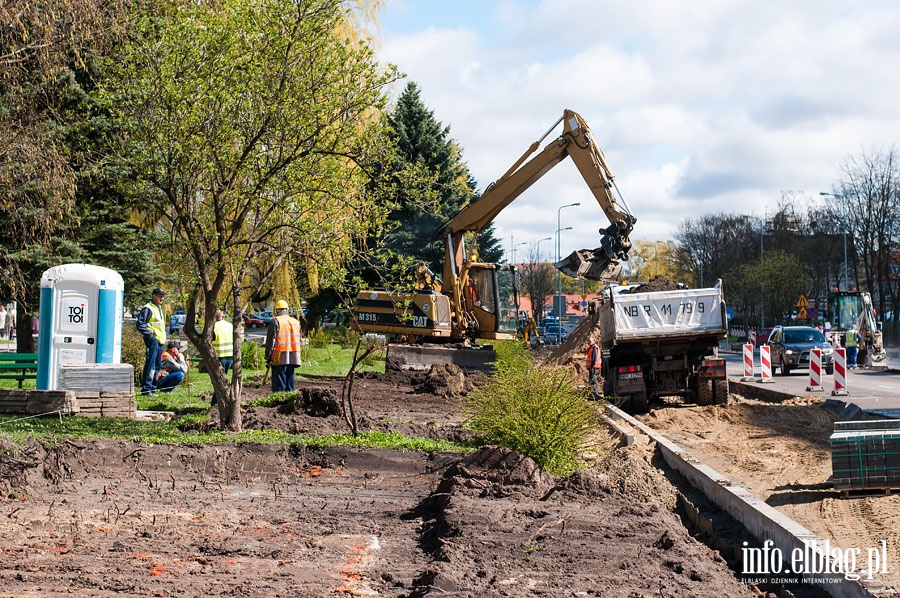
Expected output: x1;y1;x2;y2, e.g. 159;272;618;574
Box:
213;320;234;358
144;302;166;344
586;344;601;370
272;315;301;363
845;331;859;347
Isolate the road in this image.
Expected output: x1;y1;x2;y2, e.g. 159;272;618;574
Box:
722;351;900;418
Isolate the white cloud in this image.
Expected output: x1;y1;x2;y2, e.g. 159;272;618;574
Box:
378;1;900;254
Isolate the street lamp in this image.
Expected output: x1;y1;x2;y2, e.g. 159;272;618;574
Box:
819;192;849;292
510;242;527;265
747;216;765;333
535;237;552;262
556;202;580;344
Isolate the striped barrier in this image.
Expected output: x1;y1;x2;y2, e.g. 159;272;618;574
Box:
758;345;774;383
741;343;755;381
806;347;824;392
832;347;849;396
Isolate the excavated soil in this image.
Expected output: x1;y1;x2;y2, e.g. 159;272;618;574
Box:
0;366;756;597
640;397;900;595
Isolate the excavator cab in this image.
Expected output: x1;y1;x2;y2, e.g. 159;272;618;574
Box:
464;263;519;340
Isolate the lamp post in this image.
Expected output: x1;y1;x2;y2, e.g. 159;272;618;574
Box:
510;242;527;265
556;202;580;344
535;237;552;262
747;216;765;332
819;192;849;292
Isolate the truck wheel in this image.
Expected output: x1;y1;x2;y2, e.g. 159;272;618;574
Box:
630;393;649;414
713;379;729;405
697;379;714;406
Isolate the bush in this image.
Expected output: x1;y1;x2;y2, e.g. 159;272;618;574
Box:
241;339;265;370
121;325;146;384
463;343;599;476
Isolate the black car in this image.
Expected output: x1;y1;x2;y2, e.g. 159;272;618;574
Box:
767;325;834;375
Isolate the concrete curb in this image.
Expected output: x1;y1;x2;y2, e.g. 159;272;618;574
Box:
604;403;879;598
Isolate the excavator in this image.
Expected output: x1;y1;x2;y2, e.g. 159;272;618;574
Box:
354;109;637;371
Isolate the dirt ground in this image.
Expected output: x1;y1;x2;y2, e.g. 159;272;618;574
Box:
640;396;900;595
0;367;758;597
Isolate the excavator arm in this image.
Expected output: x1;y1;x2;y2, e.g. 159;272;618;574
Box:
439;109;636;292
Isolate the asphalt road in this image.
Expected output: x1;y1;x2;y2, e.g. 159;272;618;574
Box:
722;351;900;418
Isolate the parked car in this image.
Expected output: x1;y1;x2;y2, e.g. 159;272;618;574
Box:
254;310;274;325
243;314;265;329
169;314;186;335
767;325;834;375
753;327;775;348
542;323;568;345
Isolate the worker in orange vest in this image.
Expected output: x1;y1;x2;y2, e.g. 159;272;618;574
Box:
586;336;602;399
265;300;303;392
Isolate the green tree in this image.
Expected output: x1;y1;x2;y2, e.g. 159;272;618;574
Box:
104;0;398;431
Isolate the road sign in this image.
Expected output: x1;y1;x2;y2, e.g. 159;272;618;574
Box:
581;301;587;307
796;294;810;307
807;306;819;320
725;307;734;321
797;307;808;319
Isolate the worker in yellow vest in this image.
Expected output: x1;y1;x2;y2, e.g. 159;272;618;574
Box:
136;288;166;396
210;310;234;406
265;300;302;392
845;324;861;369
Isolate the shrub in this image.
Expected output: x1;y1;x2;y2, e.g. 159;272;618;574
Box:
463;343;599;476
121;325;146;384
241;338;265;370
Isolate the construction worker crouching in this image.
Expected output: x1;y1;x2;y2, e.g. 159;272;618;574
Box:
265;300;303;393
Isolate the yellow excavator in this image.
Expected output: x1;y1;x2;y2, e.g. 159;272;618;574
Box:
354;109;637;371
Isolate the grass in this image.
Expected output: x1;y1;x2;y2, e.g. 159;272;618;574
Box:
0;342;471;454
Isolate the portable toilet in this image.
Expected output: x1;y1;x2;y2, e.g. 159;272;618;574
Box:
37;264;125;390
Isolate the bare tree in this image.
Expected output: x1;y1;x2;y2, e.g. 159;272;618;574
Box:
519;244;554;322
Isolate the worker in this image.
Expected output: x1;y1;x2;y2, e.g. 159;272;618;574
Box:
586;336;602;399
135;288;167;396
846;324;861;369
210;310;234;406
265;300;303;393
156;341;188;393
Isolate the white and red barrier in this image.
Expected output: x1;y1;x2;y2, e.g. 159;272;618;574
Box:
741;343;755;381
806;348;824;392
831;347;849;396
758;345;774;383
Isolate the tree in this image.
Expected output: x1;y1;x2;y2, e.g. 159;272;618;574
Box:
105;0;398;431
0;0;130;346
623;240;681;282
519;245;554;321
824;147;900;319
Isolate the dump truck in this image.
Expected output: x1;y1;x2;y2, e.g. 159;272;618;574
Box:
599;280;728;413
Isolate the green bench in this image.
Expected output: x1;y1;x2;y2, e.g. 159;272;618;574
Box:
0;353;38;388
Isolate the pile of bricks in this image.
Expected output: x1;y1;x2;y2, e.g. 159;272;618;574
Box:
830;419;900;496
0;389;79;415
73;391;136;418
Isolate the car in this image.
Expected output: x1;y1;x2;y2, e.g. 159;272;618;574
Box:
542;323;568;345
169;314;186;335
254;310;274;325
767;325;834;376
243;314;265;329
753;327;775;348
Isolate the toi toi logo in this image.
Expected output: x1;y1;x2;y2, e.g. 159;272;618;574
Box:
68;304;84;324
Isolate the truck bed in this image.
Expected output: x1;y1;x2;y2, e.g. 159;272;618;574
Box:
600;286;726;346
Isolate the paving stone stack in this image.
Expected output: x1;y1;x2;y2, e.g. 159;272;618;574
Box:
830;420;900;495
0;389;78;415
58;363;136;419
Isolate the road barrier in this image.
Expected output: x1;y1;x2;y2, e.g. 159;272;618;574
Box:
832;347;849;396
758;345;774;383
806;347;824;392
741;343;755;381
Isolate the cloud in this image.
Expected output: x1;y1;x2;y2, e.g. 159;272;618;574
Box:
378;0;900;253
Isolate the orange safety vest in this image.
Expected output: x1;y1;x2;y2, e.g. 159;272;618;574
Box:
586;344;601;370
271;314;301;364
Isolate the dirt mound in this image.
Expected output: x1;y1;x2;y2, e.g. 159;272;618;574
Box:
414;444;750;596
625;274;682;293
418;363;468;397
545;313;602;375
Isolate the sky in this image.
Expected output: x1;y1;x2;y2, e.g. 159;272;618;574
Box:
374;0;900;263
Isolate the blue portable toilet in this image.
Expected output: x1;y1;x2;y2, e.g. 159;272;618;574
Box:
37;264;125;390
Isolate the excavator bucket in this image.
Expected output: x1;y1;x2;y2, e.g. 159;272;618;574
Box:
555;249;623;281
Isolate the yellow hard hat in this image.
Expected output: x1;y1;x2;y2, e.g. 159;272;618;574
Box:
275;300;289;310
